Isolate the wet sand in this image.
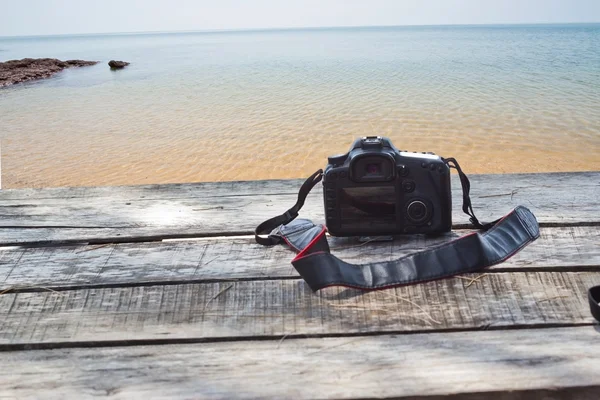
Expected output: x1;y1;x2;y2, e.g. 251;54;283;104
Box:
2;124;598;189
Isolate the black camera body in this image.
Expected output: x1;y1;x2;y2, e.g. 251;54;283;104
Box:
323;136;452;236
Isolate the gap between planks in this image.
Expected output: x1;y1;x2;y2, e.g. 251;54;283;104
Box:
1;268;600;296
0;271;597;348
0;171;598;245
1;326;600;399
0;321;596;352
0;220;598;248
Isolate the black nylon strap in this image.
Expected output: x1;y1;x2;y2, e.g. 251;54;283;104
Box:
290;206;539;291
254;169;323;245
590;286;600;322
444;157;497;230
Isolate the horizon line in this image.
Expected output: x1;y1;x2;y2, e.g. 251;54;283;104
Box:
1;21;599;39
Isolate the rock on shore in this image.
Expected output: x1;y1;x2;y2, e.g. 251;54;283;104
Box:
108;60;130;69
0;58;99;87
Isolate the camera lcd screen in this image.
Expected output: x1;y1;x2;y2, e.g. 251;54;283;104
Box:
339;186;396;231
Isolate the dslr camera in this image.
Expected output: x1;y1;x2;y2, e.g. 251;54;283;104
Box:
323;136;452;236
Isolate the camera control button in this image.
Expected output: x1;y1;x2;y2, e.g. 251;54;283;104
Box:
340;171;347;178
406;200;430;224
402;180;415;193
329;172;338;179
397;165;409;176
429;163;437;171
421;162;428;168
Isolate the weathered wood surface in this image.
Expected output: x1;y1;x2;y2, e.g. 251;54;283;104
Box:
2;326;600;400
0;272;597;347
0;171;598;245
0;226;598;291
1;171;599;399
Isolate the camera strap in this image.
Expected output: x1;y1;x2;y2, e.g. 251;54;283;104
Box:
255;169;324;246
590;286;600;322
255;159;541;292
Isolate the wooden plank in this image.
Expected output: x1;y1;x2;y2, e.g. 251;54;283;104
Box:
0;226;598;290
1;326;600;399
0;272;596;347
0;177;302;200
0;171;598;245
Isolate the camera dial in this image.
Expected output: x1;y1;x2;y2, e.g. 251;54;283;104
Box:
406;200;430;224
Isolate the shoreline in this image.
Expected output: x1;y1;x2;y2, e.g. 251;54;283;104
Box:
3;170;600;191
2;160;599;190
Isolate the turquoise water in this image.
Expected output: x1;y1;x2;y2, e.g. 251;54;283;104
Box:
1;24;599;188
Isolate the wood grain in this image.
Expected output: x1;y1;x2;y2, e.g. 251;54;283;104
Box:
2;326;600;399
0;272;597;347
0;172;597;245
0;226;598;291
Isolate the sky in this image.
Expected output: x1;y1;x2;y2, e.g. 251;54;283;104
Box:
1;0;599;37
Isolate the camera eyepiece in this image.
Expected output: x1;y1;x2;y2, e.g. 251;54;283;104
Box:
350;154;395;182
366;163;381;175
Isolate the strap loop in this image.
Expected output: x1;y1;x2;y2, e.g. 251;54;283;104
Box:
444;157;497;230
254;169;323;246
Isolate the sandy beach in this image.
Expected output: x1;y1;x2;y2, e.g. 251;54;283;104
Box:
2;124;598;189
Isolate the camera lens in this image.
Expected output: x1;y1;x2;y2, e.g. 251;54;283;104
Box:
366;163;381;175
406;200;430;224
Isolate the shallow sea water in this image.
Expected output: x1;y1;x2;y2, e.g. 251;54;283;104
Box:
0;24;599;188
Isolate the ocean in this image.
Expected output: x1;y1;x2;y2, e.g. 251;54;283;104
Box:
0;24;599;188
